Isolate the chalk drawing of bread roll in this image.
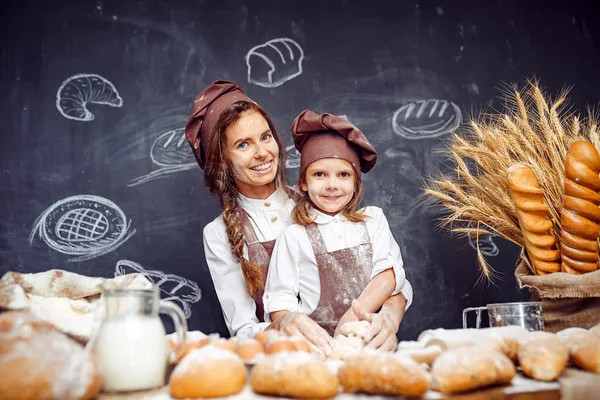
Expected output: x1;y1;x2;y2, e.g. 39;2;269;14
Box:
151;128;197;168
115;260;202;318
56;73;123;121
560;141;600;274
29;194;135;262
392;100;462;139
285;145;301;169
245;38;304;88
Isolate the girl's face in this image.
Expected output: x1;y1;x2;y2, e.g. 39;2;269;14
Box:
301;158;356;216
226;110;279;198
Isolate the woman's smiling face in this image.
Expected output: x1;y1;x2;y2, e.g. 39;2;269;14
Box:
226;110;279;198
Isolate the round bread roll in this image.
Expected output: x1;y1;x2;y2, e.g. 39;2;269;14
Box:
339;352;429;397
167;331;210;360
590;323;600;336
266;336;296;354
169;345;246;399
518;332;568;381
0;311;101;400
289;336;311;352
254;330;280;350
210;337;238;352
251;351;338;398
235;338;264;362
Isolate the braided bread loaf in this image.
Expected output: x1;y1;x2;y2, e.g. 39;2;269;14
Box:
561;141;600;274
507;164;560;275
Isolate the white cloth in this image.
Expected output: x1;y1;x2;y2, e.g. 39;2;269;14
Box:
203;187;296;338
263;206;413;321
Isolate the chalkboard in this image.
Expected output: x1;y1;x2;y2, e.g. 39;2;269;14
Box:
1;0;599;339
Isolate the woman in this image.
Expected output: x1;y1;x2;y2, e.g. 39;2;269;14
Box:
185;80;410;354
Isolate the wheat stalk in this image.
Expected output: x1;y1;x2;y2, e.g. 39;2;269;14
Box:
424;80;599;278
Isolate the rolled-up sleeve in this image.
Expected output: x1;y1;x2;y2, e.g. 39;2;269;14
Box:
263;228;301;320
367;207;406;297
203;221;269;338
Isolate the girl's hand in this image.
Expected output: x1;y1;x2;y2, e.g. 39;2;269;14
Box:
333;307;359;337
270;311;333;357
351;299;399;352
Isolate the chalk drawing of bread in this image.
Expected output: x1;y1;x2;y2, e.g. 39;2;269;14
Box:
245;38;304;88
392;99;462;139
285;144;301;169
29;195;135;262
56;73;123;121
151;128;197;167
115;260;202;318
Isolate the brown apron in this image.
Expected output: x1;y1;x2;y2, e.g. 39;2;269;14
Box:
239;190;302;322
306;220;373;335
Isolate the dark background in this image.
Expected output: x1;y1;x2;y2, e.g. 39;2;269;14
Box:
1;0;599;339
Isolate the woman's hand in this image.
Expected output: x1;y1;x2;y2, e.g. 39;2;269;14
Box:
351;295;406;352
269;311;333;357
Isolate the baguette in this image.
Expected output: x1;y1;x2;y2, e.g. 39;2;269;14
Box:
507;164;560;275
561;141;600;274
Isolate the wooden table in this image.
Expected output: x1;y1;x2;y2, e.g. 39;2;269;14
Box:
99;371;561;400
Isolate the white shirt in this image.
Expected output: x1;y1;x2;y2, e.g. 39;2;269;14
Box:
203;187;296;338
263;206;413;320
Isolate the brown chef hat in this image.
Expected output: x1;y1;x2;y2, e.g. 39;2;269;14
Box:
291;109;377;176
185;80;254;169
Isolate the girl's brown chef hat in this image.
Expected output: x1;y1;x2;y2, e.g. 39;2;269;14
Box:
185;80;253;169
291;109;377;176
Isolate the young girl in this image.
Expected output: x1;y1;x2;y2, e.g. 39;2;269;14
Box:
264;110;413;346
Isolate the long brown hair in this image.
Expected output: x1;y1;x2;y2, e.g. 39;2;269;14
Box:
203;101;294;297
291;165;368;226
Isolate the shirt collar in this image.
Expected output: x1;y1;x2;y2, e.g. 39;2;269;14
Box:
309;207;348;224
237;186;290;212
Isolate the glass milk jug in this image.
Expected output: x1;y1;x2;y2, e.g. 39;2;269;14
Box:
93;286;187;392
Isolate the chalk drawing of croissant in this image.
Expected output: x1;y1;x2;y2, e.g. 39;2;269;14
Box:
56;73;123;121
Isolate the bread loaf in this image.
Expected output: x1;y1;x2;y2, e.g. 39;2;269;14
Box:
507;164;560;275
417;326;525;361
571;335;600;374
169;345;246;399
561;141;600;274
518;332;568;381
338;353;430;397
430;346;516;394
251;352;338;398
0;311;101;400
557;327;592;354
396;345;443;366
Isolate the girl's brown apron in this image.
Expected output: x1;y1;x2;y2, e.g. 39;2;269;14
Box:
305;220;373;335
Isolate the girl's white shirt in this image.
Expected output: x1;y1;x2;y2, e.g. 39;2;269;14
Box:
203;187;296;338
263;206;413;320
